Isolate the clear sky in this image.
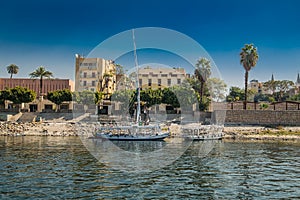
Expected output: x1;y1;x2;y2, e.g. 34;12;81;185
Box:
0;0;300;88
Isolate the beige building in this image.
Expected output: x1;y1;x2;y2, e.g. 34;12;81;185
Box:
137;66;187;89
75;54;116;98
0;78;74;95
0;78;74;112
248;79;261;93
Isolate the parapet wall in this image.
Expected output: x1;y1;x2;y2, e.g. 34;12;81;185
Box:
220;110;300;126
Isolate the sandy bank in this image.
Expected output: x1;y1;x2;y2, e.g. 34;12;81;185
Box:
223;126;300;140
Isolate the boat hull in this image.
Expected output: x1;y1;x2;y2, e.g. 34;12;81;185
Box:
185;133;223;141
95;132;170;141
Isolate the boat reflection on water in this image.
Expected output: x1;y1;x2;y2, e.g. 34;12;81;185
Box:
189;140;220;158
80;136;219;173
110;140;166;153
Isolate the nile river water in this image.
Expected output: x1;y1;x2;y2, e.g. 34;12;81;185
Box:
0;136;300;199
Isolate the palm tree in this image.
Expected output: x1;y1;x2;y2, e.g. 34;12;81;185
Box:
102;69;115;99
29;66;53;97
240;44;259;109
6;64;19;79
195;57;211;105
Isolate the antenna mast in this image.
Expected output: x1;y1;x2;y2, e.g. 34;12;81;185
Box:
132;29;141;124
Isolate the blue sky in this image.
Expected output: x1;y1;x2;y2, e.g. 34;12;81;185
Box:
0;0;300;88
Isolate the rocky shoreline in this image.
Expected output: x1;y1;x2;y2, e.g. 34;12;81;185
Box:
1;121;300;141
0;122;77;137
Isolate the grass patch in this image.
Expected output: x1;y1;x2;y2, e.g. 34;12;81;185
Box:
259;130;300;136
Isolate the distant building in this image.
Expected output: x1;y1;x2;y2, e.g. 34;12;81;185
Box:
75;54;116;98
288;73;300;96
248;79;260;93
295;73;300;92
0;78;74;112
0;78;74;95
137;66;187;90
249;73;300;97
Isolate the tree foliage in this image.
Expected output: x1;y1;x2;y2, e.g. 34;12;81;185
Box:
0;89;11;105
7;86;36;104
289;93;300;101
115;64;125;75
94;91;104;104
226;86;245;102
276;80;294;101
140;88;163;107
207;78;227;102
162;88;180;108
263;80;276;95
73;90;96;105
47;89;72;110
254;93;271;102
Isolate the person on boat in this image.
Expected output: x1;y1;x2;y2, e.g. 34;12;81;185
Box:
144;107;150;125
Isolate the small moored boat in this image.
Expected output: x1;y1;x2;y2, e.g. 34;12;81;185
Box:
181;124;224;140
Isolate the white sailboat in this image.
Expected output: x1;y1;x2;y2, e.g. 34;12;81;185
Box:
95;29;170;141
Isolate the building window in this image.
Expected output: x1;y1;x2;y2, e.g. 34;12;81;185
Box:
83;72;87;78
92;72;96;78
139;79;142;86
92;81;96;86
83;81;87;86
167;79;171;86
158;79;161;86
161;74;167;77
177;79;181;84
148;79;152;87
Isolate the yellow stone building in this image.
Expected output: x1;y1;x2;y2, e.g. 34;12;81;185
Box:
75;54;116;98
138;66;187;89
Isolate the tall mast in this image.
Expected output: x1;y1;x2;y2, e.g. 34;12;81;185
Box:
132;29;140;124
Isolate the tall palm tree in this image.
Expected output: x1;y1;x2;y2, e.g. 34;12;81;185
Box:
195;57;211;105
102;69;115;99
29;66;53;97
240;44;259;109
6;64;19;79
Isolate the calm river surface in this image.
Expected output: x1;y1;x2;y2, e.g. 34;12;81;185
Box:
0;136;300;199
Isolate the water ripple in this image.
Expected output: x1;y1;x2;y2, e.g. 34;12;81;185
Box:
0;137;300;199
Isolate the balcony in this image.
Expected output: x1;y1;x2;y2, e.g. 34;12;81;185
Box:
79;75;97;79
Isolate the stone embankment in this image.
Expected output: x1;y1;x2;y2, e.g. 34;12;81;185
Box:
1;121;300;140
0;122;77;136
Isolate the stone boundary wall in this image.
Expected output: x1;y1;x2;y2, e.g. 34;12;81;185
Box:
219;110;300;126
212;102;300;111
